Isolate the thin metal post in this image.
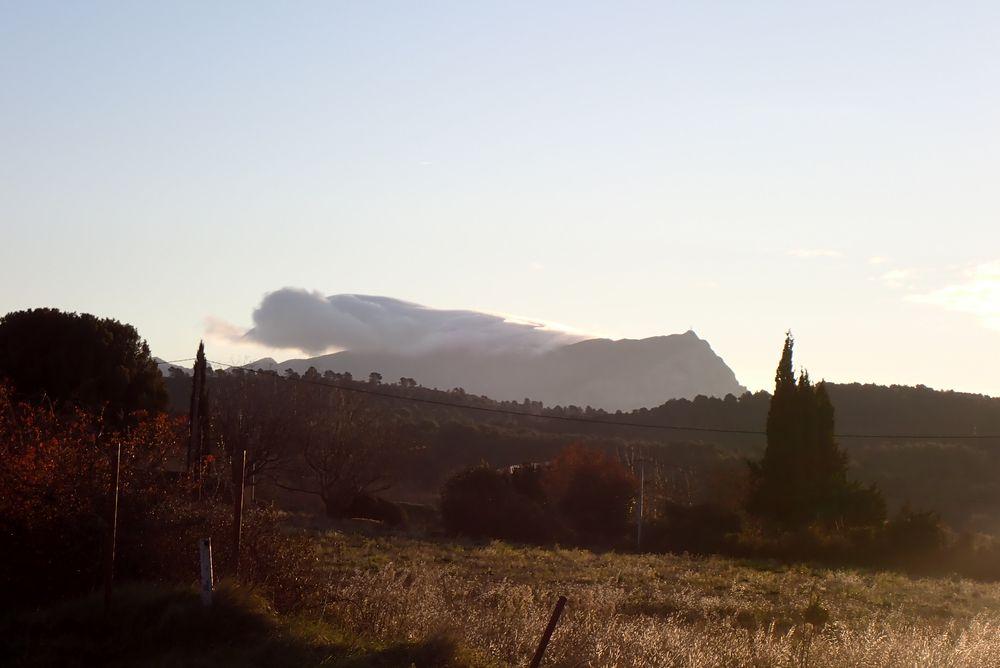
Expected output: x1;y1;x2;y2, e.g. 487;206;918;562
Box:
529;595;567;668
233;449;246;578
103;441;122;613
637;457;645;552
199;538;214;606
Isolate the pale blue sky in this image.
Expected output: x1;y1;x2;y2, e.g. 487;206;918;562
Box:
2;2;999;395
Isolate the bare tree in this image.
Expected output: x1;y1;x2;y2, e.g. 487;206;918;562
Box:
277;389;405;517
211;370;300;497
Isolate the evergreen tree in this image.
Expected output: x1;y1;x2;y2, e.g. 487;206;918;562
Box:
748;333;884;527
187;341;210;470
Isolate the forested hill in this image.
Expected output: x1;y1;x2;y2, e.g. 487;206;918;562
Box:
160;367;1000;528
624;383;1000;443
164;366;1000;444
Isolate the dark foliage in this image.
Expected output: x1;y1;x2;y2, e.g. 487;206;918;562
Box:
647;502;742;554
0;382;319;611
0;308;166;419
508;462;548;503
186;341;210;469
347;493;405;526
120;497;322;613
545;444;637;541
0;382;178;607
886;505;947;556
440;466;558;544
441;444;637;546
202;368;414;520
748;334;885;528
158;358;1000;533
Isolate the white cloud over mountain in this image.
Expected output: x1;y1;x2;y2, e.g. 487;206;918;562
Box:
226;289;588;355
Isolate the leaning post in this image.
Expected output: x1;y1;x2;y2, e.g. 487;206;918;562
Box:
529;595;567;668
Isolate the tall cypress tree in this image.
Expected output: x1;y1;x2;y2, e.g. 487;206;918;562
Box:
187;341;210;471
748;333;884;527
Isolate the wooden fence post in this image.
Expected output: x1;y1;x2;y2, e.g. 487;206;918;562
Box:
529;595;567;668
233;449;246;578
199;538;214;606
637;456;645;552
103;441;122;613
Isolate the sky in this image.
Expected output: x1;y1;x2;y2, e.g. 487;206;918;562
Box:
2;2;999;396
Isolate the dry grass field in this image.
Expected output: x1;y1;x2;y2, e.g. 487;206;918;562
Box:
312;529;1000;667
9;525;1000;666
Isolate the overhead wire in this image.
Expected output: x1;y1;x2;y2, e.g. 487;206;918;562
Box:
160;357;1000;441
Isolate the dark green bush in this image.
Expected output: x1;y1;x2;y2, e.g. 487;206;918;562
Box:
440;466;559;544
545;445;637;542
886;505;947;556
347;493;406;526
647;502;741;554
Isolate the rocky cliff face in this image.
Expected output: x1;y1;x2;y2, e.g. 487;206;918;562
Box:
250;330;745;411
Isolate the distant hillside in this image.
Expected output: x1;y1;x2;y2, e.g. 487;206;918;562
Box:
154;357;190;376
158;366;1000;530
622;383;1000;441
248;331;746;411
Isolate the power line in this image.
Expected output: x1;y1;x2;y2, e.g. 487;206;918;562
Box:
159;357;1000;441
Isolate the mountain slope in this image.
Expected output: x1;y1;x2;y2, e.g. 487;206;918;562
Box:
249;331;745;411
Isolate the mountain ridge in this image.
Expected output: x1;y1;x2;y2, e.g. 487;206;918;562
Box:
244;331;746;411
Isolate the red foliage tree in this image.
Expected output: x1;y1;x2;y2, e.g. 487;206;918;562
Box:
0;381;186;604
545;444;637;541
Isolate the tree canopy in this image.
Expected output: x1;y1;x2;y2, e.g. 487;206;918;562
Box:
0;308;167;418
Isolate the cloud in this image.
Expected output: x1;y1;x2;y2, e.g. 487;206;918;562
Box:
205;316;248;342
787;248;842;259
223;289;589;355
879;268;916;290
908;261;1000;330
868;255;890;266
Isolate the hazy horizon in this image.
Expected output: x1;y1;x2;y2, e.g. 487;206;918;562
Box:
3;2;999;396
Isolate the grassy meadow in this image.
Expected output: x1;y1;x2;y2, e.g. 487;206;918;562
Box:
8;524;1000;666
310;527;1000;667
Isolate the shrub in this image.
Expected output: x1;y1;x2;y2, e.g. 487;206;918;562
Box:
647;502;742;554
886;505;947;556
508;463;547;504
830;481;887;528
545;444;637;542
440;445;638;546
440;466;557;543
0;382;184;607
114;494;322;612
347;493;406;526
0;380;320;611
